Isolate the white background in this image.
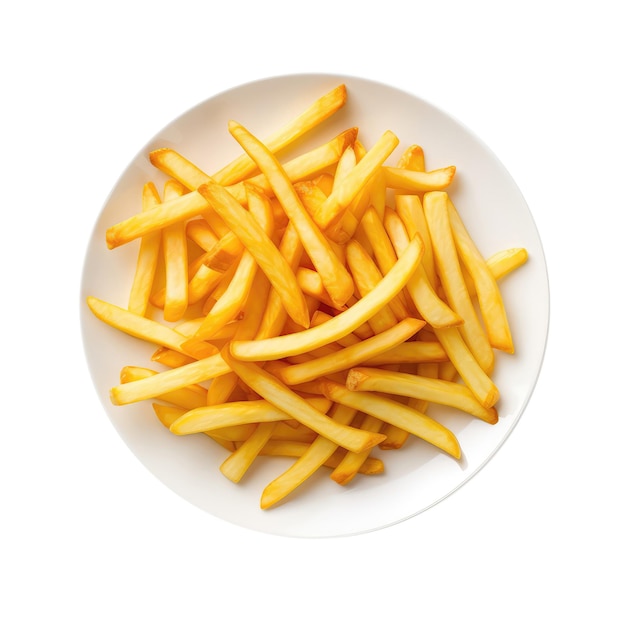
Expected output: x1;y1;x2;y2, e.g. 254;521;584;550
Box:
1;1;624;624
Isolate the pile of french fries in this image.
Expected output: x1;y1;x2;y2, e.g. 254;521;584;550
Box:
87;83;528;509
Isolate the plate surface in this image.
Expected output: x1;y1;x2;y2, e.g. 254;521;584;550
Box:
80;73;549;538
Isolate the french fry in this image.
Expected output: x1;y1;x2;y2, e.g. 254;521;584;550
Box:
486;247;528;283
330;412;385;485
396;144;425;171
149;148;210;191
311;130;400;230
208;270;273;406
151;403;242;452
333;144;357;185
447;197;514;352
192;185;273;340
170;396;332;434
395;194;438;288
254;220;305;340
220;422;277;483
202;231;244;273
258;440;384;476
346;367;498;424
213;83;348;185
383;213;462;328
127;182;162;316
221;348;386;454
161;180;189;322
227;120;355;308
90;83;528;510
86;296;217;360
296;267;340;309
119;366;208;410
197;180;310;329
423;191;494;372
230;235;423;361
187;263;224;306
383;165;456;193
224;128;359;206
186;218;219;251
260;403;360;509
110;352;231;406
433;325;499;408
322;381;461;459
346;238;408;327
105;190;209;249
151;347;195;368
361;340;448;366
277;317;425;386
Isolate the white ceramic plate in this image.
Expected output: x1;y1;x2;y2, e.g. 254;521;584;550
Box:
80;73;549;538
